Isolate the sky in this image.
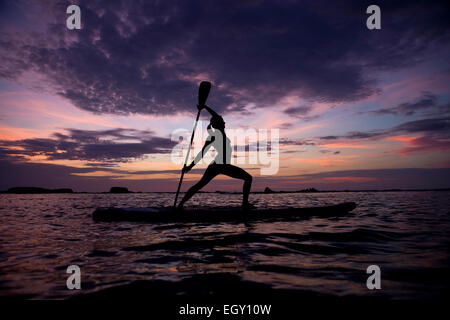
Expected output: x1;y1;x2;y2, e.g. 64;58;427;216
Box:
0;0;449;192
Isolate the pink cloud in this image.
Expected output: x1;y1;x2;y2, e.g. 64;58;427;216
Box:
389;136;450;155
318;142;372;149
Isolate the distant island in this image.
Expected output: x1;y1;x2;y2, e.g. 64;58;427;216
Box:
218;187;319;194
108;187;132;193
263;187;318;194
4;187;74;194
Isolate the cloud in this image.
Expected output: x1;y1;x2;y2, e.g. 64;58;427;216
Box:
388;135;450;155
280;138;315;146
320;117;450;141
0;128;176;162
283;105;321;121
319;150;341;154
224;105;254;116
394;117;450;134
279;122;294;129
318;117;450;154
281;168;450;190
370;92;449;116
283;105;312;117
1;0;448;116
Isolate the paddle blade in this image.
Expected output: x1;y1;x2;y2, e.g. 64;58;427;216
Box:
198;81;211;106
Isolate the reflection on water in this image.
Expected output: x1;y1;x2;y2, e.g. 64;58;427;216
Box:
0;191;449;299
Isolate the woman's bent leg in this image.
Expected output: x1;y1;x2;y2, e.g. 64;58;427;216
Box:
219;165;252;206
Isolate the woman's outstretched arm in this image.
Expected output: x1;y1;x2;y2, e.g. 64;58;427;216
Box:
184;137;214;172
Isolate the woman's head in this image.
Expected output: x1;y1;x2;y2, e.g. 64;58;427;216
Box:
210;115;225;130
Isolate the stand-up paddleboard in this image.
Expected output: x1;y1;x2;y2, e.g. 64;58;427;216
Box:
92;202;356;223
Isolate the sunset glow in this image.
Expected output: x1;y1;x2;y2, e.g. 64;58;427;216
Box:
0;1;449;192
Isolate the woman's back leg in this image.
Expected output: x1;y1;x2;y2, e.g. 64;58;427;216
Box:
178;166;219;207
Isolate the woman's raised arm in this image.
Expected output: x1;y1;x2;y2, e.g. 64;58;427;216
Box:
199;105;220;118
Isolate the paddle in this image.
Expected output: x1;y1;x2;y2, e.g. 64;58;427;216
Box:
174;81;211;207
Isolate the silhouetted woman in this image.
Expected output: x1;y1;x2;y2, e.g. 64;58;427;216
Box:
178;105;253;209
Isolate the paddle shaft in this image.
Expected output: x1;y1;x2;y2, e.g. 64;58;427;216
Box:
173;109;201;207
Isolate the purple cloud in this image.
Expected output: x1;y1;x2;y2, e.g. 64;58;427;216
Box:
0;0;448;117
0;128;176;162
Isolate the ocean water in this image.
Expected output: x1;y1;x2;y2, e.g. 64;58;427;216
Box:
0;191;449;300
